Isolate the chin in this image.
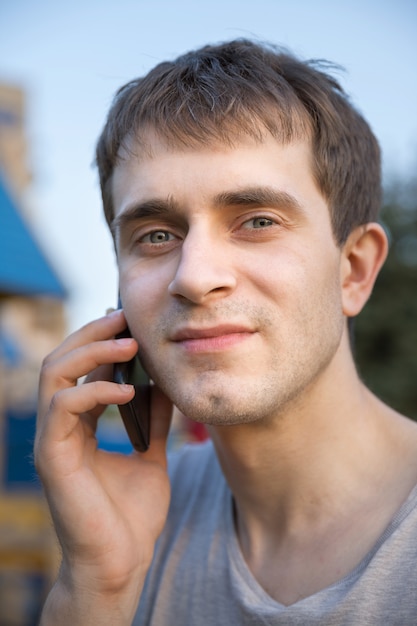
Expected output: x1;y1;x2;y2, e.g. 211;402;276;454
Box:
175;394;264;427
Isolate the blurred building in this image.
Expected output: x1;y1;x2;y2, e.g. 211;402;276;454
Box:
0;83;66;626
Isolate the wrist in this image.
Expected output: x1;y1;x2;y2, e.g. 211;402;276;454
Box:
40;560;147;626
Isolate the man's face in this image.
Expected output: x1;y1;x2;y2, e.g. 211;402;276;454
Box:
112;133;346;426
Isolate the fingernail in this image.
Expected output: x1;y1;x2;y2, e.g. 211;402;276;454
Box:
115;337;135;346
120;384;134;392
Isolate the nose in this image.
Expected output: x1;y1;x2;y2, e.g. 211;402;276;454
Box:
168;229;237;304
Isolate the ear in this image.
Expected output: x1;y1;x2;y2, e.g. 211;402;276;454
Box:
341;222;389;317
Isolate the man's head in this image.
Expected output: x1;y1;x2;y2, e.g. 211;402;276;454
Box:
102;40;388;425
96;38;381;246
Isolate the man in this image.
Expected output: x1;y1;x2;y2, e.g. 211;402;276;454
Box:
35;40;417;624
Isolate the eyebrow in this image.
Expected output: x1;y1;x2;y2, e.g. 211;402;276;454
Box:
213;187;304;213
111;197;181;238
111;186;305;237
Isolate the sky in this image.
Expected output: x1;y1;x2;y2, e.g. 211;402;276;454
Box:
1;0;416;333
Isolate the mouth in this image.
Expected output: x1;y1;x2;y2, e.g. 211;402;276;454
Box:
170;324;255;353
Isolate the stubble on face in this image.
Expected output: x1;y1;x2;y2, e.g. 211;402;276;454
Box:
138;280;345;428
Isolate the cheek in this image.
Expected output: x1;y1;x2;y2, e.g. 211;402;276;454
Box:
263;246;342;322
245;245;308;301
119;266;172;339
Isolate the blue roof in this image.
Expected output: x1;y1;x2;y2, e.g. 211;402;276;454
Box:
0;173;66;298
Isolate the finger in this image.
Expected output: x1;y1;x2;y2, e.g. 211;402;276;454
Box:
45;309;128;364
50;337;137;383
37;309;131;419
79;364;117;428
38;337;137;423
37;381;135;450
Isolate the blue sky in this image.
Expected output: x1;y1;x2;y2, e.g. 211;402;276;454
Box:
1;0;416;331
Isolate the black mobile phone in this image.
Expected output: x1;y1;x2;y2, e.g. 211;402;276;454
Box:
113;300;151;452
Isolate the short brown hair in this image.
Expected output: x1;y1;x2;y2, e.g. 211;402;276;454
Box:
96;38;381;244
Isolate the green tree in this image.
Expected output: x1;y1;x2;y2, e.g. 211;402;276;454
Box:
354;172;417;420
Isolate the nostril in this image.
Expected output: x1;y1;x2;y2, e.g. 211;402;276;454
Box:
168;263;236;303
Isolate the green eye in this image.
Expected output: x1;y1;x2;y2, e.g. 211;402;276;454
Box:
254;217;273;228
245;217;274;229
144;231;174;243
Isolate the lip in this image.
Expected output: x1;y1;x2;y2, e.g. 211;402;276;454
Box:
170;324;256;353
171;324;254;341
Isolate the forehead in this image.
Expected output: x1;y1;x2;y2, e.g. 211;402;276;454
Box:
111;132;322;217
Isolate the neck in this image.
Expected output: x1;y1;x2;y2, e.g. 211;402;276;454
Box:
207;340;417;605
208;350;417;538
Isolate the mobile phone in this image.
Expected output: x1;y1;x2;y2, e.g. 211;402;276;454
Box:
113;300;151;452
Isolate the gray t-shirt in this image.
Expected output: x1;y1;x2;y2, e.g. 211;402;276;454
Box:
134;441;417;625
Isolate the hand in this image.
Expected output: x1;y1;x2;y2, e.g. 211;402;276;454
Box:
35;309;172;624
